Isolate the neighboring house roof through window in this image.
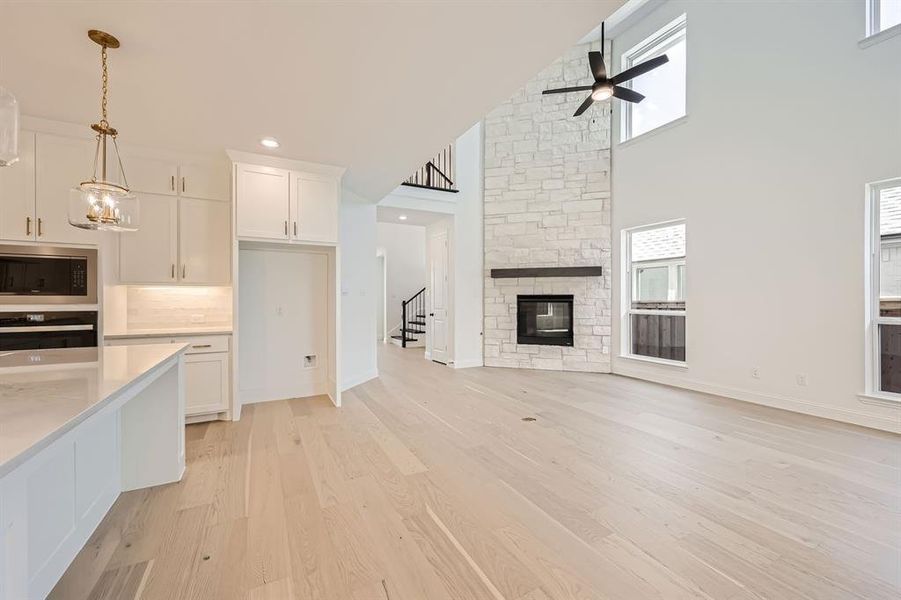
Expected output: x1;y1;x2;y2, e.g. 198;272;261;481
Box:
631;223;686;262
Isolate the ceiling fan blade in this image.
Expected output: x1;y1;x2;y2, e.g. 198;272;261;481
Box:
573;95;595;117
609;54;669;86
613;86;645;103
542;85;593;95
588;50;606;81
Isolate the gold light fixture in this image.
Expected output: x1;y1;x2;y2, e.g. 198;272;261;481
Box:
68;30;139;231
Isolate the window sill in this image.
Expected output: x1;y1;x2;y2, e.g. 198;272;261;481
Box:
618;354;688;369
858;392;901;407
618;114;689;148
859;23;901;49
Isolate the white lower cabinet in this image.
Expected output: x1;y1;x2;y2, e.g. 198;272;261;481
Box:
105;335;230;418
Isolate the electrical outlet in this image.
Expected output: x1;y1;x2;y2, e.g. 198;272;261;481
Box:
190;314;205;324
751;367;760;379
796;373;808;386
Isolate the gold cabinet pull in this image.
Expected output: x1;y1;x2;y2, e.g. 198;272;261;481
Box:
25;216;31;236
171;264;176;279
181;177;186;193
37;218;43;237
192;344;212;349
284;220;288;236
170;175;175;191
294;221;297;236
182;265;186;278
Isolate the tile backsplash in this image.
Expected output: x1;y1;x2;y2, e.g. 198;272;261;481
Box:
126;286;232;329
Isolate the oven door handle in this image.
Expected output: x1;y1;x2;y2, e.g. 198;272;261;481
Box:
0;324;95;333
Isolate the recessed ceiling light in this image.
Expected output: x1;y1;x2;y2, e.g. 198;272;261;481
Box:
398;214;408;221
260;137;279;149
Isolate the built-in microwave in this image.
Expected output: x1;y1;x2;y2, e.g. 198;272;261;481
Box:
0;244;97;305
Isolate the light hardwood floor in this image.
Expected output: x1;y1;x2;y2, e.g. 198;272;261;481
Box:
51;344;901;599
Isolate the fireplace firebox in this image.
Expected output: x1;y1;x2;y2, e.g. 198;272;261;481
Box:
517;295;574;346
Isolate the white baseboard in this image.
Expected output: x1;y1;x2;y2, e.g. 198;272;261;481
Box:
341;369;379;392
240;381;327;405
614;365;901;434
452;358;484;369
424;351;431;360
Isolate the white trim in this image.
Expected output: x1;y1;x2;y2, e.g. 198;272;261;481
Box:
620;13;687;143
225;149;346;178
859;21;901;48
621;219;687;364
340;368;378;391
865;177;901;398
858;392;901;406
613;367;901;434
617;114;689;149
452;358;484;369
618;353;688;369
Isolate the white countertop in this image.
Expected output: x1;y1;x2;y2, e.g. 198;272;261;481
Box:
103;326;233;339
0;344;187;477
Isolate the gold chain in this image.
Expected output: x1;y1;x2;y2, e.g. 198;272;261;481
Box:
100;45;109;128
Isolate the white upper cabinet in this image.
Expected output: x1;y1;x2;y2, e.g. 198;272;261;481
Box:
235;161;340;245
179;162;229;201
0;131;36;242
291;173;338;244
119;194;178;284
34;134;98;245
179;197;230;284
120;153;179;196
235;163;290;240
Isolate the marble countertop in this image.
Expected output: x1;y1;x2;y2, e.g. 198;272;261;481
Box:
0;344;187;477
103;326;233;339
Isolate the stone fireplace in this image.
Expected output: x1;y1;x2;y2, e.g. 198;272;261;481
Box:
482;40;611;373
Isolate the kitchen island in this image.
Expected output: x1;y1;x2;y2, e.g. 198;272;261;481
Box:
0;343;187;600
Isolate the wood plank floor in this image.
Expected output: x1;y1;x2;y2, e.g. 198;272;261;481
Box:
51;344;901;599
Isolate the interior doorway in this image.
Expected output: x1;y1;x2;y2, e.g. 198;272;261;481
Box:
428;228;449;364
376;250;387;343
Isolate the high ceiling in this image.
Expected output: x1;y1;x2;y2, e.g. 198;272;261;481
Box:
0;1;624;201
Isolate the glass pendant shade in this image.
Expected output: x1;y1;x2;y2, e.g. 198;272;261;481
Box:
0;86;19;167
68;183;139;231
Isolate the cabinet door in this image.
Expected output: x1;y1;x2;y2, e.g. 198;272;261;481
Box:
119;194;178;283
119;153;178;196
179;197;230;284
291;173;338;243
179;162;229;201
34;134;99;245
184;353;229;415
0;131;36;241
235;163;290;240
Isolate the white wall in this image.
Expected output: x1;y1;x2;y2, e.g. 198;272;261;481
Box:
451;122;485;368
611;1;901;431
376;222;427;333
340;189;378;389
238;247;328;403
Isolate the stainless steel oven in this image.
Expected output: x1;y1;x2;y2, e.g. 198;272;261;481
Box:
0;244;97;305
0;311;98;350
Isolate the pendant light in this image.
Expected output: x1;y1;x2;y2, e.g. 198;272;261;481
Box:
0;86;18;166
68;30;139;231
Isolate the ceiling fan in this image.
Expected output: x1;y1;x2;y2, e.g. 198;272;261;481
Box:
542;23;669;117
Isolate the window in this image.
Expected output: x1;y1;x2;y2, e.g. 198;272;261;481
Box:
621;14;687;141
868;178;901;397
623;221;686;363
867;0;901;36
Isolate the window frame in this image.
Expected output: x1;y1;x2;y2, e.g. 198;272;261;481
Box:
632;258;686;304
866;177;901;400
620;13;687;142
621;219;687;366
866;0;901;36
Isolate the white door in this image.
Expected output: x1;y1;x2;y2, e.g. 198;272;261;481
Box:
429;230;449;364
119;193;178;283
0;131;36;241
235;164;290;240
179;162;229;201
34;134;99;245
179;197;230;284
291;173;338;243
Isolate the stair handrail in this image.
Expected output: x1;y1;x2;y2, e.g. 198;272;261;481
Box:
401;287;427;349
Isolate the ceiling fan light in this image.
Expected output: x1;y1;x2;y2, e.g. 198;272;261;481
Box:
591;85;613;101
